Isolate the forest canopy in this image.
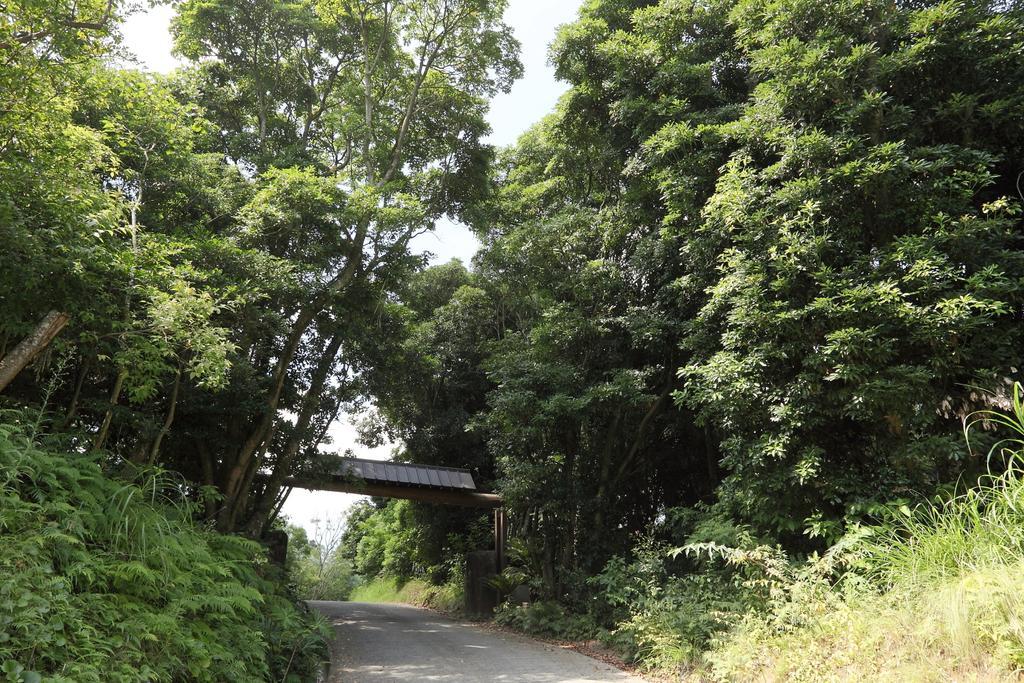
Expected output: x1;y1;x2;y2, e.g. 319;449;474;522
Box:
1;0;521;537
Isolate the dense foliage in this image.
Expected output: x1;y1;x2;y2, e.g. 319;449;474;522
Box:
346;0;1024;676
0;410;328;682
1;0;518;676
700;386;1024;680
1;0;520;537
480;0;1024;558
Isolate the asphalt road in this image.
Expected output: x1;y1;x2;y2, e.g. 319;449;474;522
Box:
309;601;647;683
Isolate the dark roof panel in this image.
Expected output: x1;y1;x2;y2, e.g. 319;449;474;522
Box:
335;458;478;492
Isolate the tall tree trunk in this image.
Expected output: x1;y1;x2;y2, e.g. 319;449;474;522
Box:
220;420;278;531
196;437;215;487
221;248;364;524
607;378;675;495
219;320;309;522
62;354;90;427
244;333;343;536
593;410;623;535
267;485;292;532
0;310;69;392
215;3;410;518
94;368;126;451
147;366;182;464
216;5;413;511
196;437;217;520
541;529;557;599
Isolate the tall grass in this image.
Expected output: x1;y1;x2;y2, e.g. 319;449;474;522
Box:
864;383;1024;590
864;471;1024;591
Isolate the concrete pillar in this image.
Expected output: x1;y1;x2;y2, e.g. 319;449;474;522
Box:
265;529;289;567
464;550;498;616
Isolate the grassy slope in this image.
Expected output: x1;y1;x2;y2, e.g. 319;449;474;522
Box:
349;577;463;613
709;575;1022;681
0;414;328;682
704;471;1024;682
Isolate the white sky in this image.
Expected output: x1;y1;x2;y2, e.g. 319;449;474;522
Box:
119;0;583;533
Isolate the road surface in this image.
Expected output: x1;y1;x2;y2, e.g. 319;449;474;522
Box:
309;601;647;683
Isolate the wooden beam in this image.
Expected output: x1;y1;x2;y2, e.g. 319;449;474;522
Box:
281;477;503;508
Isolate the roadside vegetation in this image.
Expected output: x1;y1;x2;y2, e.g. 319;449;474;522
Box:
598;390;1024;680
349;578;463;613
704;389;1024;680
334;499;471;612
0;408;329;681
707;480;1024;680
288;519;358;602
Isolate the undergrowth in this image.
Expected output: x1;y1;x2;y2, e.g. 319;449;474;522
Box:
492;385;1024;681
494;600;600;640
704;476;1024;680
703;386;1024;681
0;409;329;682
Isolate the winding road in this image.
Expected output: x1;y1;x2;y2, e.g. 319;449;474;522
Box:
309;601;647;683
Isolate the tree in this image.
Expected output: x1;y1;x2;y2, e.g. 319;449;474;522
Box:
472;0;1024;562
289;518;358;599
357;262;500;578
169;0;521;531
0;0;523;539
452;0;750;591
362;0;1024;602
341;499;419;580
1;0;123;386
678;0;1024;541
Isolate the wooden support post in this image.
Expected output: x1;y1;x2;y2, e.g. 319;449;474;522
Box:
493;507;506;608
494;507;506;574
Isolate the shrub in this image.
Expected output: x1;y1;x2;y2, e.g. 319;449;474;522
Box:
494;601;598;640
590;522;759;673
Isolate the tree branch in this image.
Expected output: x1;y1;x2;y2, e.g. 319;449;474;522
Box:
0;310;70;392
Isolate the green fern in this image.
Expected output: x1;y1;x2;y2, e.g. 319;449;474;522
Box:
0;409;327;682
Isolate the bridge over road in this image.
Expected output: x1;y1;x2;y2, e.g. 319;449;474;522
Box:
283;457;503;509
282;457;507;563
282;458;508;614
311;601;647;683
